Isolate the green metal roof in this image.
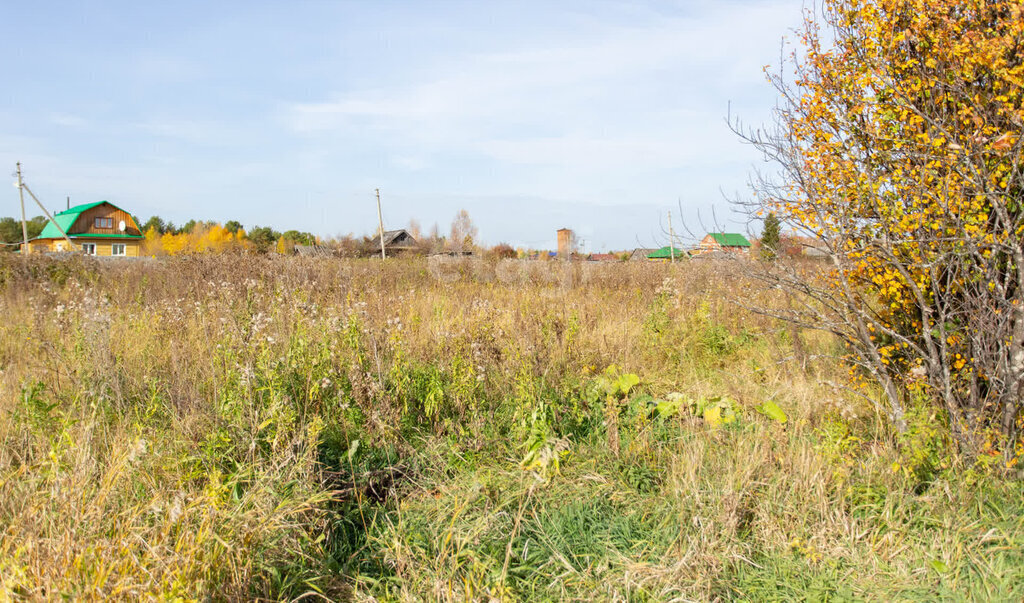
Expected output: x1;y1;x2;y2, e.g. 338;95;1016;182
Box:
708;232;751;247
36;201;131;240
37;212;82;240
647;246;687;259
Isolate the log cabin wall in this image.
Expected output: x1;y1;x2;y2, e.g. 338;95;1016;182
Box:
698;234;721;252
69;204;142;236
78;239;141;257
25;238;142;256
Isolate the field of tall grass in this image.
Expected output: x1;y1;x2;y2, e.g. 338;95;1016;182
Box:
0;255;1020;600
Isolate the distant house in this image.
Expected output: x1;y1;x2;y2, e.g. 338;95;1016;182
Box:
294;243;334;258
697;233;751;254
380;229;419;254
629;248;657;261
588;253;619;262
23;201;144;257
646;246;688;261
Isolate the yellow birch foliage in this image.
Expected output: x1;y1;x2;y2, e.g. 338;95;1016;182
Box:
143;224;250;255
143;226;162;256
160;231;190;255
194;224;238;253
759;0;1024;443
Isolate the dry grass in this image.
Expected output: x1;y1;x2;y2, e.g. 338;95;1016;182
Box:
0;254;1020;600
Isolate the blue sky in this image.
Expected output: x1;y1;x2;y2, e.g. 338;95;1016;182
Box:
2;0;803;251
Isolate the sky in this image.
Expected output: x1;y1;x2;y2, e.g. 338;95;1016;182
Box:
1;0;805;251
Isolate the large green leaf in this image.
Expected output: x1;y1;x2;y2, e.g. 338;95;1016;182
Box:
614;373;640;397
655;393;689;418
701;396;738;427
755;400;788;424
704;405;724;428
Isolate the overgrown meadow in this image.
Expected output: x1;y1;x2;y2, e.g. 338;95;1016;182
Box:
0;255;1020;600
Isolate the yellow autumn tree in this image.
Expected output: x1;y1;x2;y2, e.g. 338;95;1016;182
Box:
194;223;241;253
740;0;1023;451
160;230;190;255
142;222;254;255
143;226;163;255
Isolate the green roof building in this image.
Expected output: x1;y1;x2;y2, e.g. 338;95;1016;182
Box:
26;201;144;257
646;246;687;260
699;232;751;253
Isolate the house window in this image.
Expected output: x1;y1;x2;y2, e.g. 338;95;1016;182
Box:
111;243;126;256
81;243;96;255
94;217;113;229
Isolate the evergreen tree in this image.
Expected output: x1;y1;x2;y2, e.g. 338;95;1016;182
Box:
759;212;781;260
142;216;167;235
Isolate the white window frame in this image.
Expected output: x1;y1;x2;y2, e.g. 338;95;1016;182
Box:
81;243;96;255
111;243;126;256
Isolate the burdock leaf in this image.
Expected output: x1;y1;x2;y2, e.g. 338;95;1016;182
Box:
756;400;788;424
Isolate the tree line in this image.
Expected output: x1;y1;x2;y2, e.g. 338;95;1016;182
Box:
0;213;317;254
0;208;527;258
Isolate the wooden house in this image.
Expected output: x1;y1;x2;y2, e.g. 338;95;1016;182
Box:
22;201;144;257
629;248;657;261
294;243;335;258
697;232;751;254
380;229;419;254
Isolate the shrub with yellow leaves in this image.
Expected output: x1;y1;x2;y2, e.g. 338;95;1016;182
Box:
737;0;1023;456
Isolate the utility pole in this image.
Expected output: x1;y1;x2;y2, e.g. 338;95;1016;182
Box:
667;210;676;263
16;162;28;252
375;188;386;260
20;180;75;251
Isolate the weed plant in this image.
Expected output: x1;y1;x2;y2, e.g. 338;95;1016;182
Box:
0;255;1020;600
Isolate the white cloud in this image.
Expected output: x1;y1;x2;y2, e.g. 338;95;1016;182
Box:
286;2;793;125
282;0;796;185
